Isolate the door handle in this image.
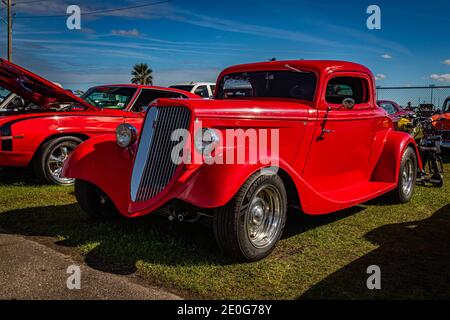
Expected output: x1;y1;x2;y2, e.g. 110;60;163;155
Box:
323;129;335;134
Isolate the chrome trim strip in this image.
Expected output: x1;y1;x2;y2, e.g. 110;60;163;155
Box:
130;107;159;202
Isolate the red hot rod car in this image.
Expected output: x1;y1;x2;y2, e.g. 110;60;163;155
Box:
0;58;198;184
64;60;421;261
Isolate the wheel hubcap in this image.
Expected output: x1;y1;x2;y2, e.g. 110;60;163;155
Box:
402;158;414;196
47;144;74;183
245;185;282;249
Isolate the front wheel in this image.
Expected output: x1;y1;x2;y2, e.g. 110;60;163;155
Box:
33;136;82;185
75;180;121;219
391;146;417;203
213;171;287;262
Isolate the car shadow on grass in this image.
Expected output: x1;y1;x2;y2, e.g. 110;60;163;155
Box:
283;205;366;240
0;201;365;277
298;203;450;299
0;167;42;186
0;203;231;274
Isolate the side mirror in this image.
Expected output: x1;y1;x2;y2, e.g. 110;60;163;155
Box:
342;98;355;110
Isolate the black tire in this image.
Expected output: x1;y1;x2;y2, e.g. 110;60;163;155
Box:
391;146;417;203
213;171;287;262
33;136;82;185
74;179;121;219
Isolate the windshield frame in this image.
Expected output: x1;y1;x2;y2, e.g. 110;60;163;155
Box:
215;68;319;104
81;86;138;110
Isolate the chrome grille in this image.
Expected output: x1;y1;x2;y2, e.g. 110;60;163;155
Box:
131;106;191;203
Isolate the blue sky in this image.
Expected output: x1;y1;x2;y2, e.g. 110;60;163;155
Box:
1;0;449;92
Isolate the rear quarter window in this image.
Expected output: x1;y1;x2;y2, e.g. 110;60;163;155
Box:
326;76;370;105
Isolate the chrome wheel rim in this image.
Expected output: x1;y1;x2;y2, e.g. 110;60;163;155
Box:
402;158;414;196
245;185;282;249
47;144;75;184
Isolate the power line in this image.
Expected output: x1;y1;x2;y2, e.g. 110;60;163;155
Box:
14;0;56;5
14;0;174;19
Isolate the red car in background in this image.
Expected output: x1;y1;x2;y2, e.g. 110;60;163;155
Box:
377;100;415;125
432;96;450;148
0;58;198;184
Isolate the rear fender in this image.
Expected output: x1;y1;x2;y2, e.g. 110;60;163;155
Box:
62;135;133;214
370;130;422;184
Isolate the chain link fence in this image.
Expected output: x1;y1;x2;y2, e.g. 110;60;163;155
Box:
376;86;450;113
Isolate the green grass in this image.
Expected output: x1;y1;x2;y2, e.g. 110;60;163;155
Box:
0;157;449;300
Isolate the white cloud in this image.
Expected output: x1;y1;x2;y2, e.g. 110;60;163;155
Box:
381;54;392;59
443;59;450;66
112;29;140;37
169;9;339;47
430;74;450;82
375;74;387;80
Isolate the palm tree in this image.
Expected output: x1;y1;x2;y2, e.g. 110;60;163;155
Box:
131;63;153;85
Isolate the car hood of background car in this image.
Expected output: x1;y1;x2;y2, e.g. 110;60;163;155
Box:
432;112;450;130
0;58;95;110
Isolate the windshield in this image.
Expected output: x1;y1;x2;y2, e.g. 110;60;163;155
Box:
0;87;11;103
169;85;194;92
217;70;317;101
82;86;137;109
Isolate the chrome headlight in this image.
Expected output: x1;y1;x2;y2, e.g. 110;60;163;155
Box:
194;128;220;154
116;124;138;148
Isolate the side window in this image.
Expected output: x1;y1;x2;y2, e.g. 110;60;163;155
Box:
194;85;210;98
325;76;369;105
380;102;397;115
131;90;183;112
210;85;216;96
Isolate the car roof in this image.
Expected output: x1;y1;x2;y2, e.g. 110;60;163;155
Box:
87;84;200;98
170;82;216;86
219;60;373;77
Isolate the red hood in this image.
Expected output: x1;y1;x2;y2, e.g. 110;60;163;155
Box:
154;97;316;120
432;112;450;131
0;59;95;110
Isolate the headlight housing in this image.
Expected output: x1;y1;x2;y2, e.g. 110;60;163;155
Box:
194;128;220;155
116;124;138;148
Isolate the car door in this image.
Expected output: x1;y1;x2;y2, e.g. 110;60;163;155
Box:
303;73;378;194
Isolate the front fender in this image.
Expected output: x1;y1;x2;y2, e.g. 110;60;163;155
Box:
177;163;263;208
370;130;422;184
62;135;133;215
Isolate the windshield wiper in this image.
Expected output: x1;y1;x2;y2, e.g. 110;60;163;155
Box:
284;64;305;73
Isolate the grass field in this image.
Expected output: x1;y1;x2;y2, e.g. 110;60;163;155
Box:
0;156;449;299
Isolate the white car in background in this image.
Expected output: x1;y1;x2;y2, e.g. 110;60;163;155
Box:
169;82;215;98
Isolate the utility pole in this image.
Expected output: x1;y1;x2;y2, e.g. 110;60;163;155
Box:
7;0;12;61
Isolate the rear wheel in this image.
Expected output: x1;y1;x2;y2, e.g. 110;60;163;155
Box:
391;146;417;203
33;136;82;185
75;180;121;219
213;171;287;262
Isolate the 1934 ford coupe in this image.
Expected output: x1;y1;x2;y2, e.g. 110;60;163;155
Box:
64;60;421;261
0;58;197;184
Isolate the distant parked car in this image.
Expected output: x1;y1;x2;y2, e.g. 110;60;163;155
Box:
0;58;198;185
377;100;415;125
169;82;215;98
432;96;450;148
